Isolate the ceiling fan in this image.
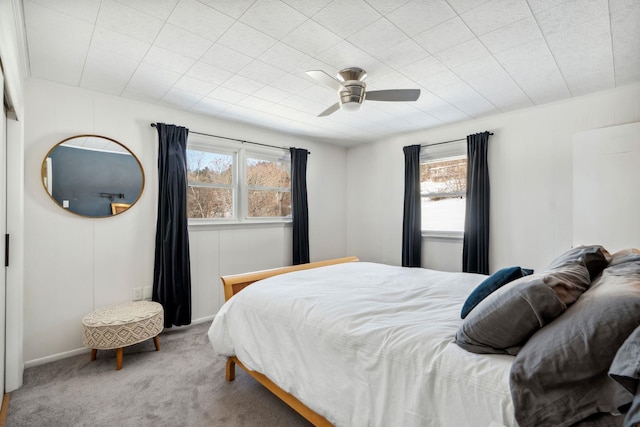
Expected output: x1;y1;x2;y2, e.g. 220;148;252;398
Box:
306;67;421;117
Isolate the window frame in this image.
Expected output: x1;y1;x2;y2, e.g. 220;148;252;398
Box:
243;150;292;221
186;136;292;226
420;141;467;239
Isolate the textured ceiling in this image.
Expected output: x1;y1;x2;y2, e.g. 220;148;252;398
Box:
22;0;640;146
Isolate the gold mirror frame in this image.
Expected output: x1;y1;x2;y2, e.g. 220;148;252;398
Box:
41;134;145;218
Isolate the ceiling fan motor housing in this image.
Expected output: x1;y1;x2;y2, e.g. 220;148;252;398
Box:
340;81;366;107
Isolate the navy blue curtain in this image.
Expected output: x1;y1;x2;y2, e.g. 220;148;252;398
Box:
402;145;422;267
290;148;309;265
463;132;491;274
153;123;191;328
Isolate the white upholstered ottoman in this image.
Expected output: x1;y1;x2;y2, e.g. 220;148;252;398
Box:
82;301;164;370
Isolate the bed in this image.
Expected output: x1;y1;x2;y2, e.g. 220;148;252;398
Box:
208;247;640;427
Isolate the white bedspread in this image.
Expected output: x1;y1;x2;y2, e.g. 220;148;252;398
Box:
208;262;517;427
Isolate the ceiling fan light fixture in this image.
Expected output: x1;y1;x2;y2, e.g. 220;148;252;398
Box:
340;101;362;112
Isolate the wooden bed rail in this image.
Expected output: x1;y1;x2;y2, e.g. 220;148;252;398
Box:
221;256;359;301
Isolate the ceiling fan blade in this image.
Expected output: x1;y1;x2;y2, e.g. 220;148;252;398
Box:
366;89;421;102
306;70;345;92
318;102;340;117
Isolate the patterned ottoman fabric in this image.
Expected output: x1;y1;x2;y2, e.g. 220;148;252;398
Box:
82;301;164;350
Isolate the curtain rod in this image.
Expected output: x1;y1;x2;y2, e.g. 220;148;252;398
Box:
421;132;494;148
150;123;309;154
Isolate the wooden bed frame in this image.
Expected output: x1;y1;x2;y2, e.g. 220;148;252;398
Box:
220;256;359;427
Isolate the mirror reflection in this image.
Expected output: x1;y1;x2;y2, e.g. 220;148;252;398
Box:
42;135;145;217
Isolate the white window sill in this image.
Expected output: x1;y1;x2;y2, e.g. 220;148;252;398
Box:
188;219;292;231
422;230;464;241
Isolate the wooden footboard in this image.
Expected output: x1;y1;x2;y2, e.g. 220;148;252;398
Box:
221;256;359;426
221;256;359;301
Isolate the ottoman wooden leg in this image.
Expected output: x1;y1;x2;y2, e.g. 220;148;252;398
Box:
153;335;160;352
90;349;97;362
115;347;124;370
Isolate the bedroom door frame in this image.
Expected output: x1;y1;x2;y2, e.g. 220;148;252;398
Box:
0;64;8;396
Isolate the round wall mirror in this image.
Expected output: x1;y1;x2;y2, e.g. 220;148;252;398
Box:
41;134;145;218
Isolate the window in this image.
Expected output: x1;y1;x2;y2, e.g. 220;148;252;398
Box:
420;154;467;234
186;141;291;222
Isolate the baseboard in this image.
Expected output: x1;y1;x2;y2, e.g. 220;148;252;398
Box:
24;314;217;368
0;393;9;427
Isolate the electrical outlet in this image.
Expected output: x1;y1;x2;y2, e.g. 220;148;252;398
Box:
142;286;152;300
132;287;142;301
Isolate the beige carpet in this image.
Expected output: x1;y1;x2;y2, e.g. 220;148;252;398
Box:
8;322;312;426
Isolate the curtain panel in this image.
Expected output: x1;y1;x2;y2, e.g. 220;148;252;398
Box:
402;144;422;267
153;123;192;328
290;147;310;265
462;131;491;274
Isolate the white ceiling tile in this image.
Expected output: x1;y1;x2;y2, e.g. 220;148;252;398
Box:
24;1;94;85
387;0;456;37
196;0;255;19
238;61;286;85
154;24;214;59
418;70;465;92
258;43;313;71
435;39;490;69
239;0;308;40
96;0;164;44
90;26;150;62
364;0;411;15
217;22;278;58
279;95;327;115
494;37;570;104
446;0;492;14
432;82;499;117
189;96;233;115
238;96;275;111
27;0;101;23
281;0;332;17
401;56;448;83
144;46;196;74
412;92;471;123
566;69;615;96
253;86;293;103
113;0;179;20
460;0;532;35
479;16;542;54
222;75;266;95
199;44;254;73
122;62;182;102
611;0;640;85
454;55;533;111
159;87;204;110
186;62;233;85
367;70;420;90
314;41;392;76
270;72;314;94
534;0;608;36
375;39;429;68
545;18;614;93
312;0;381;38
80;47;139;94
526;0;567;14
173;75;218;94
208;86;249;103
348;18;409;55
282;19;343;56
413;17;475;54
297;85;337;104
168;0;235;41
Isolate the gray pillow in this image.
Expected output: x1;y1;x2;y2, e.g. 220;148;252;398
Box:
545;244;610;279
509;253;640;427
455;263;591;355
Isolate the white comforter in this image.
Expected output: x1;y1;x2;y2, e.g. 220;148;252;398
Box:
208;262;517;427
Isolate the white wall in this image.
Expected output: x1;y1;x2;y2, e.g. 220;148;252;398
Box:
23;78;347;365
347;83;640;273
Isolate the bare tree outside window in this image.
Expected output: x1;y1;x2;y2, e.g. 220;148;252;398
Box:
247;157;291;217
186;150;234;219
